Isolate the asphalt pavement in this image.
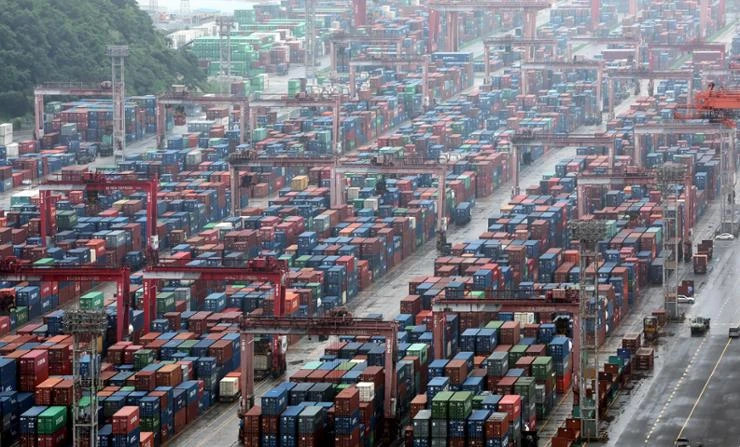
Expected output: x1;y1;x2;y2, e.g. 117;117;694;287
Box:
609;238;740;447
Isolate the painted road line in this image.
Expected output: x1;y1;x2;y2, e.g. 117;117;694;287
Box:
644;339;705;443
676;337;733;441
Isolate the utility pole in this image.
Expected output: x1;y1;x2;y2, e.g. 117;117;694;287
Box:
569;219;607;442
107;45;128;163
217;16;235;94
305;0;316;82
62;310;108;447
719;130;738;234
657;163;688;321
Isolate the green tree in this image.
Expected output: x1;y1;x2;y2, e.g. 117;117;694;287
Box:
0;0;205;119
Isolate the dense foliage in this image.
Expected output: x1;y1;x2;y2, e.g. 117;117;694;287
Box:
0;0;205;119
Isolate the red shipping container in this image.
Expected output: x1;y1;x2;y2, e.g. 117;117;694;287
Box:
334;387;360;417
498;394;522;424
19;350;49;391
112;406;140;434
35;377;63;405
139;431;154;447
38;427;66;447
174;407;187;433
52;380;74;406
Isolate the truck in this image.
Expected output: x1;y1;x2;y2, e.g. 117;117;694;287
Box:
729;326;740;338
690;317;710;336
643;316;659;342
453;202;472;226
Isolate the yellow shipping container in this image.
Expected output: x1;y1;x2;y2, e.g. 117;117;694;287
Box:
291;175;309;191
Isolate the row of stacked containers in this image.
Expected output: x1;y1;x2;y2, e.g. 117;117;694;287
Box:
0;7;506;444
0;2;733;447
241;5;734;447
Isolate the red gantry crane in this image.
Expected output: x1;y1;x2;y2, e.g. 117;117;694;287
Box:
427;0;552;52
519;59;604;100
228;154;451;248
508;132;618;203
327;32;408;78
347;54;431;105
38;170;159;258
33;83;113;141
156;86;249;149
239;312;400;443
646;42;727;70
431;291;581;375
142;257;290;373
0;257;131;342
604;68;695;118
483;36;558;83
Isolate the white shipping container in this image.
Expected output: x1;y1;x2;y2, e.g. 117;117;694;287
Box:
347;187;360;200
6;143;19;158
357;382;375;402
0;123;12;135
363;198;379;211
1;135;12;146
219;377;240;397
185;150;203;167
514;312;535;324
254;354;269;371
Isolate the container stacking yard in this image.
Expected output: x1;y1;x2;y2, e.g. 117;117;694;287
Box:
0;0;738;446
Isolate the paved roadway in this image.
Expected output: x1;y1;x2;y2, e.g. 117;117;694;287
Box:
589;20;740;447
608;236;740;447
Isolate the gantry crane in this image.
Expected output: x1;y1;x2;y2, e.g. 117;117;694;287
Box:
646;42;727;70
327;32;407;77
688;85;740;233
38;170;159;259
508;132;618;201
142;257;289;373
0;257;131;341
589;0;639;30
693;85;740;127
519;59;604;100
239;313;399;443
246;92;342;154
604;68;694;118
483;36;558;82
228;154;451;247
567;35;640;64
156;86;249;148
33;83;113;141
34;46;127;161
575;171;658;218
347;54;430;105
431;292;580;361
427;0;551;52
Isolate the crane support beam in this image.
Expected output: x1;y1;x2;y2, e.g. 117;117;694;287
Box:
430;297;580;381
428;0;551;11
0;262;131;342
240;315;398;420
38;172;158;257
156;94;248;148
33;83;113;140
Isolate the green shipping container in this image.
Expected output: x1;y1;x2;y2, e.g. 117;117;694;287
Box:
156;292;175;316
38;406;67;434
134;349;156;370
80;291;104;310
431;391;453;419
448;391;473;419
178;340;198;354
532;356;553;380
508;344;529;363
